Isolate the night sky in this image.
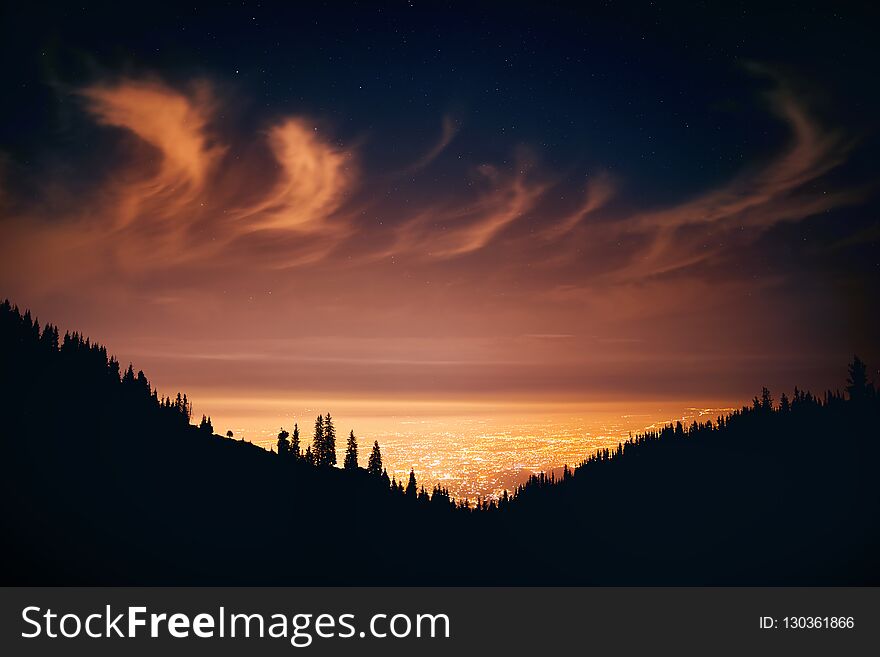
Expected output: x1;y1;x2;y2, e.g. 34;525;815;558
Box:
1;1;878;415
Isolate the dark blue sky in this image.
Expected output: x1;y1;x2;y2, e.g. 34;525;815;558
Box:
3;1;878;204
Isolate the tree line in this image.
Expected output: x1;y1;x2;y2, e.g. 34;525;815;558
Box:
274;414;385;473
510;356;878;507
1;298;877;515
271;414;461;509
3;298;879;585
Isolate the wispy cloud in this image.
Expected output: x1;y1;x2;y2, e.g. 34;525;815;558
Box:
234;118;355;233
391;160;550;259
400;115;460;174
0;71;861;287
0;70;869;406
597;76;859;282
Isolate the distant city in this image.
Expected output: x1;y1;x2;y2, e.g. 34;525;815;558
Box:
221;405;735;501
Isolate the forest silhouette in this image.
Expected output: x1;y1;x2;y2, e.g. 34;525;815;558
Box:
1;300;878;584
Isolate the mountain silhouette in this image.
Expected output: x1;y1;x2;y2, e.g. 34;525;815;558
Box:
1;299;878;584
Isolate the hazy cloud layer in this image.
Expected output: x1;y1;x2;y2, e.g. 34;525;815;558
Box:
0;73;873;402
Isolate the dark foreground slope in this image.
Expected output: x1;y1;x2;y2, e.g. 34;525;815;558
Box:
508;389;880;584
1;301;878;584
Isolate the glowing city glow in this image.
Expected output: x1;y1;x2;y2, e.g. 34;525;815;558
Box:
192;395;734;500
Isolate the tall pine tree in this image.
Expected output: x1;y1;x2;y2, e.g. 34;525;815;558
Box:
312;415;324;465
290;423;300;459
367;441;383;476
406;469;417;497
344;430;358;470
847;355;869;401
322;412;337;467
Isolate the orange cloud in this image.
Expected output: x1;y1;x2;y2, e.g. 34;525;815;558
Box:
79;80;223;233
233;118;355;232
81;80;221;191
629;93;847;233
590;84;859;282
393;162;549;259
540;172;616;241
0;77;366;282
0;71;862;302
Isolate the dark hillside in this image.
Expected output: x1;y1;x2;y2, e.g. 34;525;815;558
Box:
2;300;878;584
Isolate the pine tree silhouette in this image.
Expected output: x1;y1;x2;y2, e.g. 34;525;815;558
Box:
344;430;358;470
312;415;324;465
847;355;870;401
761;387;773;411
290;423;300;460
779;392;790;412
367;441;383;476
199;415;214;433
277;428;290;456
322;412;337;467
